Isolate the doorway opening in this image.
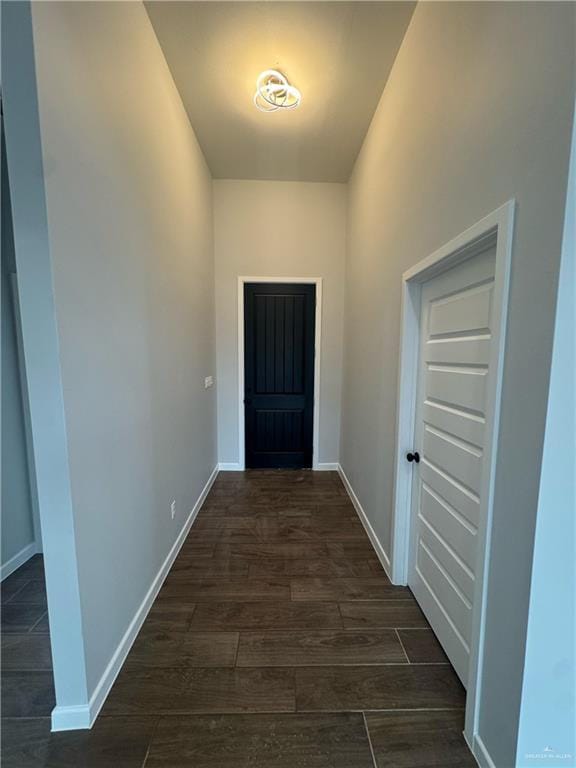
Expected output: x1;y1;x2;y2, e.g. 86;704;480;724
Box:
391;201;515;759
238;277;323;470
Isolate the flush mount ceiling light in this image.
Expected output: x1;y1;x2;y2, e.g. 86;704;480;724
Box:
254;69;301;112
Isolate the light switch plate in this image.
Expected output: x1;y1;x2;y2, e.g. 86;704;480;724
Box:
204;376;213;389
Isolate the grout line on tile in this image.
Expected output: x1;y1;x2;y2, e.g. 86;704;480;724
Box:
362;711;379;768
361;706;466;713
2;579;32;605
27;611;49;635
340;629;430;634
340;599;420;603
233;631;242;667
394;629;411;664
140;716;160;768
185;604;198;632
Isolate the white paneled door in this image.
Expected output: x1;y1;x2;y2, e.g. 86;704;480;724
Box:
408;246;496;687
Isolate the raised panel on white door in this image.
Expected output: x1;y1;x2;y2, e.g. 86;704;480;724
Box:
416;541;472;645
419;516;475;605
426;366;488;415
425;336;491;366
420;459;480;528
420;483;477;572
429;282;493;338
422;401;485;448
423;425;483;496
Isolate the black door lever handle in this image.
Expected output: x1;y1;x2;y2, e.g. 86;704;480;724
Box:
406;451;420;463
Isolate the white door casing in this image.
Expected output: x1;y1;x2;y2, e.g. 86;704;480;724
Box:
390;201;514;756
408;246;496;687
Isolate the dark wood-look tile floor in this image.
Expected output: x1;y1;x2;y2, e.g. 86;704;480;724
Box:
0;556;56;728
1;472;473;766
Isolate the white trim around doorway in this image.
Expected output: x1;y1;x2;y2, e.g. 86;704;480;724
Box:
237;276;323;471
389;200;515;760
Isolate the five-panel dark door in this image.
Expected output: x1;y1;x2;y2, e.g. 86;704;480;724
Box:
244;283;316;469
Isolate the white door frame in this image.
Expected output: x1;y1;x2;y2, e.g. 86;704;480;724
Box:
237;276;323;471
390;201;515;753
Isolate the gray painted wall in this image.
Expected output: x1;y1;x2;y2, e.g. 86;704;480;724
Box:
340;3;575;766
30;0;217;697
1;129;36;571
5;0;217;711
214;180;347;466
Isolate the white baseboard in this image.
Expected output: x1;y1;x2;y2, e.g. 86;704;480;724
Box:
218;462;243;471
51;464;219;732
218;462;339;472
472;735;496;768
337;464;392;581
1;540;41;581
51;704;92;731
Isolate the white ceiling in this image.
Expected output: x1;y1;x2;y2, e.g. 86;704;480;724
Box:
146;2;415;182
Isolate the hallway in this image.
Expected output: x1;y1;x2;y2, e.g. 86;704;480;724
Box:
2;471;474;767
2;1;574;763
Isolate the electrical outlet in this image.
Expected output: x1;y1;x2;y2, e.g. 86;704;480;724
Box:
170;500;176;520
204;375;214;389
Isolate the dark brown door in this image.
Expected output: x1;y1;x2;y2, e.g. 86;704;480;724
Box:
244;283;315;469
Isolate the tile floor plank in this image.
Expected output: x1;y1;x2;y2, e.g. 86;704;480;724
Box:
365;710;476;767
103;668;296;715
145;713;375;768
291;577;411;601
248;557;385;578
1;672;56;717
179;632;240;667
124;629;186;669
189;601;343;631
191;517;281;541
125;630;239;669
6;555;45;581
1;577;30;604
326;542;381;559
237;629;406;666
340;600;429;629
295;665;466;711
166;556;250;580
214;542;330;560
158;578;291;602
141;602;197;632
277;517;367;541
1;604;48;634
397;629;449;663
0;716;156;768
3;581;47;608
28;613;50;634
177;542;217;558
1;634;53;671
